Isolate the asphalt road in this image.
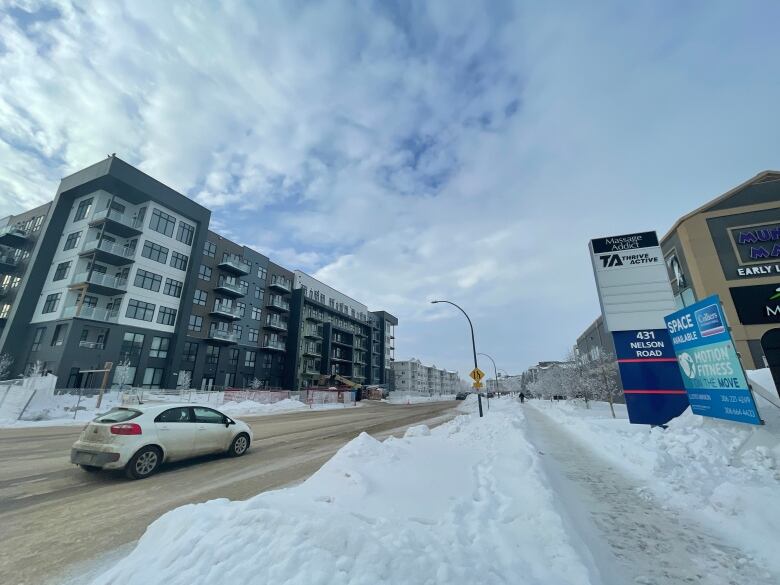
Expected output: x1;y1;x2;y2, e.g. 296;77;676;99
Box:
0;401;457;585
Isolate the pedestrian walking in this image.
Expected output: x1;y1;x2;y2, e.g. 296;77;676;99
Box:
519;392;525;404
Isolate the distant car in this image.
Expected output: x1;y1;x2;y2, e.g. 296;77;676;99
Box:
455;392;470;400
486;392;495;398
70;404;253;479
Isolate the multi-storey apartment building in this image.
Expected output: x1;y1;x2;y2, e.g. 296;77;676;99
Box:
0;156;397;391
392;359;461;395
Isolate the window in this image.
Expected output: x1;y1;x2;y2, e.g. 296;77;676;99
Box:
234;324;242;339
42;293;61;313
149;209;176;237
248;328;259;343
74;198;93;221
254;286;262;300
193;407;225;424
176;221;195;245
163;277;183;298
126;299;155;321
262;353;272;367
239;280;249;294
236;302;246;317
49;324;66;346
198;264;212;281
63;231;82;251
170;251;188;271
257;266;267;280
149;336;170;358
206;345;220;365
134;269;162;292
188;314;203;332
155;407;191;423
182;341;198;362
142;367;165;389
203;241;216;258
251;306;261;320
193;289;208;305
120;332;145;362
156;306;177;326
53;261;71;281
81;295;98;308
229;348;239;367
244;350;256;368
31;327;45;351
141;240;169;264
33;216;43;231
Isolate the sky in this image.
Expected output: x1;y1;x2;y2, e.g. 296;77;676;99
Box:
1;0;780;378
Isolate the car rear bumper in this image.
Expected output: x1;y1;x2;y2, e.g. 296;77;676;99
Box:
70;447;122;468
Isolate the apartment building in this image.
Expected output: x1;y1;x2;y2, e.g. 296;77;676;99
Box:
0;156;397;391
392;359;461;395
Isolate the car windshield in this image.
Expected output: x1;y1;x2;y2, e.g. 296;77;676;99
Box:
93;408;141;423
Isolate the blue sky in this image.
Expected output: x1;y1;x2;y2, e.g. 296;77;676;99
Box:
1;0;780;378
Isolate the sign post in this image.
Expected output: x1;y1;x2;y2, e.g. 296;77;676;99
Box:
665;295;762;425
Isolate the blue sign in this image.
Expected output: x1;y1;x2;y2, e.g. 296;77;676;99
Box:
611;329;689;425
665;295;762;425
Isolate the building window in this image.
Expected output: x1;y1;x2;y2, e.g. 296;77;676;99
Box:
50;324;67;346
176;221;195;245
239;280;249;294
206;345;220;365
163;277;183;298
244;350;256;368
134;269;162;292
120;332;145;363
254;286;262;300
203;241;216;258
236;302;246;317
63;231;82;251
53;261;71;281
188;314;203;332
149;336;170;358
229;348;239;367
248;328;259;343
149;209;176;237
31;327;45;351
182;341;198;362
141;240;169;264
126;299;155;321
251;306;261;320
193;289;208;305
141;367;165;389
234;324;242;339
156;306;177;326
74;198;93;221
33;216;43;231
198;264;212;281
263;353;272;368
42;293;61;314
170;251;188;271
257;266;267;280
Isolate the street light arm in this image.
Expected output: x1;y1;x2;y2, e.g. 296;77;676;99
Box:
477;352;499;392
431;300;478;371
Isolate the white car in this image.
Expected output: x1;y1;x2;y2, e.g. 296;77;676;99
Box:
70;403;253;479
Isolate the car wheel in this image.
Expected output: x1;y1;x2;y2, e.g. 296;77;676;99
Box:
125;446;162;480
80;464;101;473
228;433;250;457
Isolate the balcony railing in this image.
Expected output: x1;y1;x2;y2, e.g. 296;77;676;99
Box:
264;316;288;331
62;305;119;323
302;344;320;357
304;326;322;338
267;297;290;311
0;255;19;268
71;271;128;291
0;225;28;245
215;280;245;296
262;339;286;351
269;275;291;291
90;208;144;232
218;255;251;275
81;238;136;260
208;329;239;343
78;340;105;350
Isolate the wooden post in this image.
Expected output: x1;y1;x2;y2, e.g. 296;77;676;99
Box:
96;361;113;409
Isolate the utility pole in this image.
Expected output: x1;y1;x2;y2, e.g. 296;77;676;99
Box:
478;352;499;410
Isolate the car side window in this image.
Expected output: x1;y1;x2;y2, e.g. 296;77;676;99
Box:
155;407;192;423
193;407;225;424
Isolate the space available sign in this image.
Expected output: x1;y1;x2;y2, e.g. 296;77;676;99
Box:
729;283;780;325
589;231;688;425
665;295;762;425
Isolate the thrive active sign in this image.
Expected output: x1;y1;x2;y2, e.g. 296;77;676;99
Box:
665;295;762;425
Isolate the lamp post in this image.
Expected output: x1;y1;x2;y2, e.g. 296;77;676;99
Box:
478;352;499;408
431;300;483;417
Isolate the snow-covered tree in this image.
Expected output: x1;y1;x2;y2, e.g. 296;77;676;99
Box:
0;353;13;380
178;370;192;390
587;349;621;418
113;358;133;389
25;360;44;378
250;377;262;390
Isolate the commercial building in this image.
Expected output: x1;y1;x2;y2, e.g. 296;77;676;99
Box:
576;170;780;370
0;156;397;391
392;358;461;395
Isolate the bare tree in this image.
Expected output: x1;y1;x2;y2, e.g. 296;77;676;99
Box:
0;353;13;380
250;377;262;390
25;360;44;378
589;349;621;419
113;357;133;390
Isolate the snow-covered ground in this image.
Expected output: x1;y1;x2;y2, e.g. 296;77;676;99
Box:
89;397;595;585
385;393;456;404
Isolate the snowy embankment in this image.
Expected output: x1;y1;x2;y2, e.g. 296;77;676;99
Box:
533;369;780;575
90;396;595;585
385;393;456;404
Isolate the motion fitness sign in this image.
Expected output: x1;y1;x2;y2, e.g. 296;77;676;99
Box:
589;231;689;425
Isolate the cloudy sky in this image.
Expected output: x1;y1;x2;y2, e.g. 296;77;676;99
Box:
1;0;779;378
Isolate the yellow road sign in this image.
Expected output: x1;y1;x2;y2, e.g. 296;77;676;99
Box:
472;381;483;389
469;367;485;383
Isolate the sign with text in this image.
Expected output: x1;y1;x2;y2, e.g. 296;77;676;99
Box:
665;295;762;425
729;284;780;325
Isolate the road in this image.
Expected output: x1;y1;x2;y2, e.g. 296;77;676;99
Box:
0;401;457;585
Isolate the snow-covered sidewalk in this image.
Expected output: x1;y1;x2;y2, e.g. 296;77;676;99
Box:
90;397;594;585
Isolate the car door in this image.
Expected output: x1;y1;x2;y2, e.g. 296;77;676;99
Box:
192;407;232;455
153;407;197;461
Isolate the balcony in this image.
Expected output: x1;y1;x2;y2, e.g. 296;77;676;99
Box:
305;311;323;321
0;254;19;272
80;238;136;265
78;340;105;350
267;296;289;312
69;271;128;296
0;225;28;247
264;316;288;331
0;285;9;298
209;303;241;320
218;255;251;276
303;364;321;376
331;353;351;363
331;336;352;347
208;329;239;344
303;326;322;339
302;345;321;357
261;339;286;351
268;275;291;292
214;280;245;297
89;208;144;237
62;305;119;323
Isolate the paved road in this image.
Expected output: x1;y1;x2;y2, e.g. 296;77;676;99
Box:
0;401;457;585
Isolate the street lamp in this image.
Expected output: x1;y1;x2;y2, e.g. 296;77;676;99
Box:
478;352;499;407
431;299;483;417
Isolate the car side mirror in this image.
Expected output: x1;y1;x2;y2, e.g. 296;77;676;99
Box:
224;417;235;427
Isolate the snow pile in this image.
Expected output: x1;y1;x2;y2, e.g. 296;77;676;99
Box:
533;370;780;574
385;393;456;404
0;391;123;427
91;399;595;585
219;398;309;415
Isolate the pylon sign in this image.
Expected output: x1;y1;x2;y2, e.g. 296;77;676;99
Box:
469;368;485;383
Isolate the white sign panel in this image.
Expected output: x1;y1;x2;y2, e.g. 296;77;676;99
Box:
589;231;678;332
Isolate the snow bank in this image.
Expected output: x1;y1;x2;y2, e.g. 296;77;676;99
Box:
385;393;456;404
0;391;124;427
91;398;595;585
219;398;308;415
533;372;780;575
